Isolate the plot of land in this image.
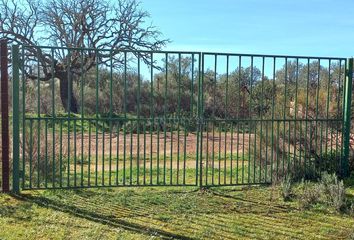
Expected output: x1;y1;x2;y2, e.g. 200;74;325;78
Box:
50;132;254;156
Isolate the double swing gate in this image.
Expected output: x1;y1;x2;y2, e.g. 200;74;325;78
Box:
3;43;353;192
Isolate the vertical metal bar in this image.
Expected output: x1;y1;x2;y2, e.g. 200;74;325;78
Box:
95;50;99;186
102;115;105;185
231;123;234;184
198;52;204;187
276;121;280;180
177;53;181;184
0;39;10;192
129;121;133;185
271;57;276;182
304;58;310;176
45;119;48;188
116;122;120;185
253;119;257;183
293;58;299;174
205;126;209;185
237;56;242;184
315;59;321;174
163;53;168;185
123;52;127;185
225;56;229;184
137;55;141;185
248;56;253;185
109;50;113;186
88;120;91;186
59;120;63;187
260;57;265;182
21;47;25;189
163;53;172;184
143;121;146;185
183;118;187;184
157;117;160;184
150;53;154;185
169;117;173;185
12;44;20;193
342;58;353;177
242;121;245;184
37;49;41;187
265;120;269;183
66;50;71;187
338;59;349;172
286;59;292;177
283;57;287;177
164;53;168;185
336;61;343;168
325;60;331;159
236;122;240;184
80;50;84;187
191;54;195;115
51;48;56;187
29;120;33;188
212;54;217;185
73;119;77;187
218;122;221;185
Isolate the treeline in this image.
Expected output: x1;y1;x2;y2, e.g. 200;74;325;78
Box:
26;56;345;120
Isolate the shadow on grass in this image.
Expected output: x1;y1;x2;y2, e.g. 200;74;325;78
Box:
206;186;297;213
12;192;194;240
10;185;339;240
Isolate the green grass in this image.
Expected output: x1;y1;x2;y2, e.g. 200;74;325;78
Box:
21;152;256;188
1;176;354;240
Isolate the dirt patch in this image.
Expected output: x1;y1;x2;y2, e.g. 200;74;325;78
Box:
56;132;254;157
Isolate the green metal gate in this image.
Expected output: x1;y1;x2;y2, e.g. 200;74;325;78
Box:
199;53;352;186
9;44;353;192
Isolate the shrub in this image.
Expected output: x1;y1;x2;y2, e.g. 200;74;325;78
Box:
280;176;292;201
319;172;346;212
297;180;321;210
296;172;347;212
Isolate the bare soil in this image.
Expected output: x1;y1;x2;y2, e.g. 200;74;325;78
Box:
59;132;254;157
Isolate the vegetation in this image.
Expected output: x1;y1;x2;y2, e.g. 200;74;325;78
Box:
1;0;354;239
0;176;353;239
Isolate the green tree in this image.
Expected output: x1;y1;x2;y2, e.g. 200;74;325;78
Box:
0;0;168;113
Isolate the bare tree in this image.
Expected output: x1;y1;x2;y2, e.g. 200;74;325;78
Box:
0;0;169;113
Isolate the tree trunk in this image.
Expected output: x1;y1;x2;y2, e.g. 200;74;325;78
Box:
56;71;79;113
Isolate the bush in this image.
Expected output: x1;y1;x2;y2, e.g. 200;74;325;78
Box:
280;176;292;201
296;172;347;212
319;172;346;212
297;180;321;210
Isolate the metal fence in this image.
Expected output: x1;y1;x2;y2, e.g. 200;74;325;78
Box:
2;42;353;192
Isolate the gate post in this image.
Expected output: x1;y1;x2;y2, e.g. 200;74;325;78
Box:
1;39;10;193
343;58;353;177
12;45;20;193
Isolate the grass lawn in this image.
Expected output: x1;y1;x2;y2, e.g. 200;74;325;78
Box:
1;177;354;240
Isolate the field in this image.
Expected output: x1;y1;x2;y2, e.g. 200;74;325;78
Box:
1;180;354;240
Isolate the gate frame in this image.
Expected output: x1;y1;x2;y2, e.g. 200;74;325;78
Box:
1;39;10;192
6;46;354;193
12;44;20;193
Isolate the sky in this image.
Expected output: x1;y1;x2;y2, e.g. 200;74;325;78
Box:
140;0;354;58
